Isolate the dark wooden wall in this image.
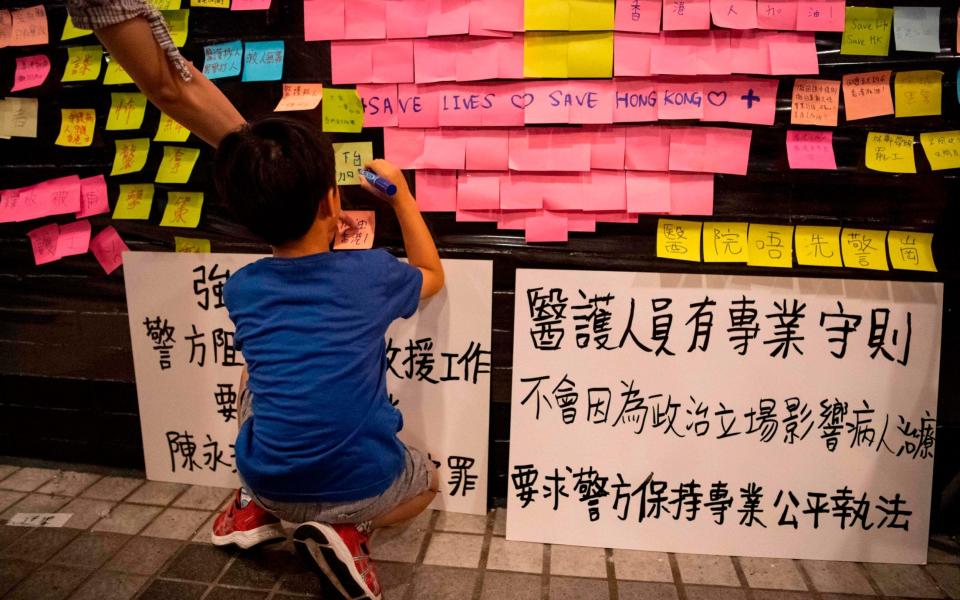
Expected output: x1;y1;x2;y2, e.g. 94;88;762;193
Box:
1;1;958;530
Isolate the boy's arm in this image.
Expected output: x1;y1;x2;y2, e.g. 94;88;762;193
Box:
361;160;444;299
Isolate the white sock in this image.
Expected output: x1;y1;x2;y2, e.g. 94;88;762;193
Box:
239;488;253;509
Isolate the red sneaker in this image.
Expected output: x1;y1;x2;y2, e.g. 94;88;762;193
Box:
293;521;382;600
211;489;286;549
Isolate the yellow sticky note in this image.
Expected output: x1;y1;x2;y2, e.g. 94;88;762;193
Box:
0;98;39;139
656;219;702;262
840;7;892;56
920;131;960;170
525;0;570;30
155;113;191;142
569;0;615;30
841;228;888;270
61;15;93;41
332;141;373;185
888;231;936;272
162;10;189;47
702;222;748;263
747;224;794;268
104;58;135;85
113;183;155;220
894;70;942;117
175;236;211;253
794;226;842;267
150;0;182;8
523;33;569;78
62;45;103;82
321;88;364;133
567;32;613;78
110;138;151;176
865;132;916;173
106;92;147;130
160;191;204;228
55;108;95;147
191;0;229;7
155;146;200;184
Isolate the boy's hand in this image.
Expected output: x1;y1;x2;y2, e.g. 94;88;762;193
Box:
360;159;413;206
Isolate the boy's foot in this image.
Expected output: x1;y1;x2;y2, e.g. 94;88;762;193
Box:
293;521;382;600
211;489;286;549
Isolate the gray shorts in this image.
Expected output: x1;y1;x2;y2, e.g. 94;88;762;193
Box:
238;387;436;525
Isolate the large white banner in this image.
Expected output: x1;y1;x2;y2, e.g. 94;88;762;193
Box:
508;270;942;563
124;252;492;515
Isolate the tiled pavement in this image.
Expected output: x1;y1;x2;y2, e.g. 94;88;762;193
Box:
1;460;959;599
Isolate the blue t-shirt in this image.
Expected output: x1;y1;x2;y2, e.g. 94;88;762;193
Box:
224;249;423;503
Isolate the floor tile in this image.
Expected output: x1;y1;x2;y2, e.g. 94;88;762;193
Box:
423;531;484;568
68;571;147;600
0;490;27;513
618;581;679;600
799;560;875;595
219;545;296;588
863;562;943;598
0;526;82;562
410;565;478;600
0;524;30;550
104;536;183;575
378;561;414;600
161;542;233;582
480;570;541;600
492;508;507;536
278;569;325;595
435;511;488;534
205;588;270;600
172;485;232;510
50;531;130;569
192;511;218;543
370;519;428;562
684;585;748;600
4;563;91;600
550;544;608;578
59;498;116;530
36;472;102;497
926;564;960;599
0;467;59;492
1;492;72;519
486;536;544;573
613;549;673;582
0;465;19;481
751;592;815;600
124;481;188;506
92;503;162;535
739;557;807;591
548;575;609;600
0;559;38;596
80;477;144;502
675;553;740;587
140;507;210;540
137;579;206;600
930;547;960;564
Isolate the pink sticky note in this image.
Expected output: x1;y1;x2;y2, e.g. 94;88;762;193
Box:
344;0;386;39
509;128;551;171
90;226;129;275
330;41;372;84
670;173;714;215
57;219;91;257
795;0;844;31
704;127;752;174
663;0;711;30
232;0;272;9
28;223;60;265
372;40;414;83
358;83;399;127
501;173;545;210
498;209;536;230
455;38;499;81
496;35;525;79
335;211;375;250
615;33;657;76
456;208;499;222
304;0;345;41
593;211;639;223
0;187;26;223
383;127;425;168
541;173;585;210
626;172;672;212
471;0;524;32
729;30;773;74
415;170;457;211
669;127;709;172
586;171;627;211
10;5;47;47
77;175;109;218
396;84;440;127
465;129;509;170
524;80;570;125
422;129;466;169
625;127;671;170
768;32;818;75
711;0;759;29
437;84;484;127
591;126;627;169
567;212;597;232
482;81;526;126
525;210;568;243
757;0;798;29
414;39;456;83
614;79;658;122
428;0;470;36
615;0;662;33
386;0;428;38
37;175;83;220
786;130;836;169
568;80;616;125
11;54;49;92
698;30;733;74
701;77;779;125
652;32;714;75
657;80;705;119
457;172;500;209
550;130;592;172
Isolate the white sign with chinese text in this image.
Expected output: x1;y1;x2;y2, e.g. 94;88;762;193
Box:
124;252;492;515
508;270;942;563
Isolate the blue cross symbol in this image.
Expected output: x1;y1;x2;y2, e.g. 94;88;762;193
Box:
741;89;760;109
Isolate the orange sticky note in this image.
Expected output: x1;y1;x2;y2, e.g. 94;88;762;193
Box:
842;71;893;121
274;83;324;111
334;210;375;250
791;78;840;126
10;5;47;47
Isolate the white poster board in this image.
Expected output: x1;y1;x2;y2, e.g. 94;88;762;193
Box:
124;252;492;515
508;270;942;563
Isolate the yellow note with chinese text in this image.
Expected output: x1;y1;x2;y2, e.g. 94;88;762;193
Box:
887;230;936;272
160;191;204;227
919;131;960;170
332;142;373;186
106;92;147;130
155;146;200;184
110;138;151;175
62;45;103;82
656;219;702;262
702;222;748;263
865;132;916;173
175;236;211;253
162;10;189;47
321;88;364;133
155;113;191;142
112;183;155;220
55;108;95;147
191;0;229;7
840;228;888;270
747;224;794;268
794;226;842;267
894;70;942;117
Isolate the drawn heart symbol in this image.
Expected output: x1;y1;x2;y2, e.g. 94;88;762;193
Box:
510;93;535;109
706;91;727;107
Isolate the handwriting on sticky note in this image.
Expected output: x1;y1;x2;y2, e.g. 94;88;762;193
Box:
242;40;284;82
895;70;942;118
702;222;748;263
747;224;793;267
155;146;200;184
920;131;960;171
10;5;47;47
840;7;892;56
322;88;364;132
794;225;842;267
110;139;151;176
335;210;375;250
795;0;845;32
841;228;888;270
0;97;38;139
192;0;230;7
790;78;840;126
103;58;134;85
657;218;702;261
27;223;60;265
77;175;109;218
202;40;242;79
106;93;147;131
57;220;92;257
888;230;936;272
175;236;211;253
113;184;155;220
275;83;323;111
11;54;50;91
62;45;103;82
160;191;204;227
61;15;92;40
842;71;893;120
894;6;940;53
155;113;191;142
786;130;836;170
55;108;95;147
662;0;711;31
332;142;373;185
90;226;129;275
865;132;916;173
710;0;759;30
163;9;189;47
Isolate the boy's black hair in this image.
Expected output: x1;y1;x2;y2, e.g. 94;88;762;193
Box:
213;116;336;246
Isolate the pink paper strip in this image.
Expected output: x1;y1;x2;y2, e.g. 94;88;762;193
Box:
704;127;752;174
232;0;272;10
357;83;399;127
330;41;372;84
344;0;386;39
786;130;836;169
414;38;456;83
415;170;458;211
497;35;524;79
471;0;523;32
662;0;711;30
11;54;50;92
77;174;109;218
57;219;91;257
567;212;597;232
372;40;414;83
795;0;844;31
397;84;440;127
457;171;501;210
590;127;627;169
669;173;714;215
428;0;471;36
455;38;499;81
422;129;466;169
615;0;662;33
500;173;545;210
542;173;584;210
550;131;592;172
657;80;705;119
668;127;708;172
90;226;129;275
698;30;733;74
497;209;536;230
28;223;61;265
593;212;639;223
626;171;672;212
525;210;568;243
304;0;345;41
437;84;484;127
386;0;428;38
456;208;499;222
383;127;425;168
625;126;671;170
524;80;570;124
768;32;818;75
465;129;509;170
729;30;773;74
613;32;656;77
614;78;658;122
568;80;616;125
711;0;759;29
757;0;798;29
585;171;627;211
701;77;779;125
482;81;526;126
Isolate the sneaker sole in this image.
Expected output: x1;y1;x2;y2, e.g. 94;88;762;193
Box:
293;522;376;600
210;523;286;549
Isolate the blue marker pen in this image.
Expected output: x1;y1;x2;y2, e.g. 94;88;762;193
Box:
359;168;397;196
